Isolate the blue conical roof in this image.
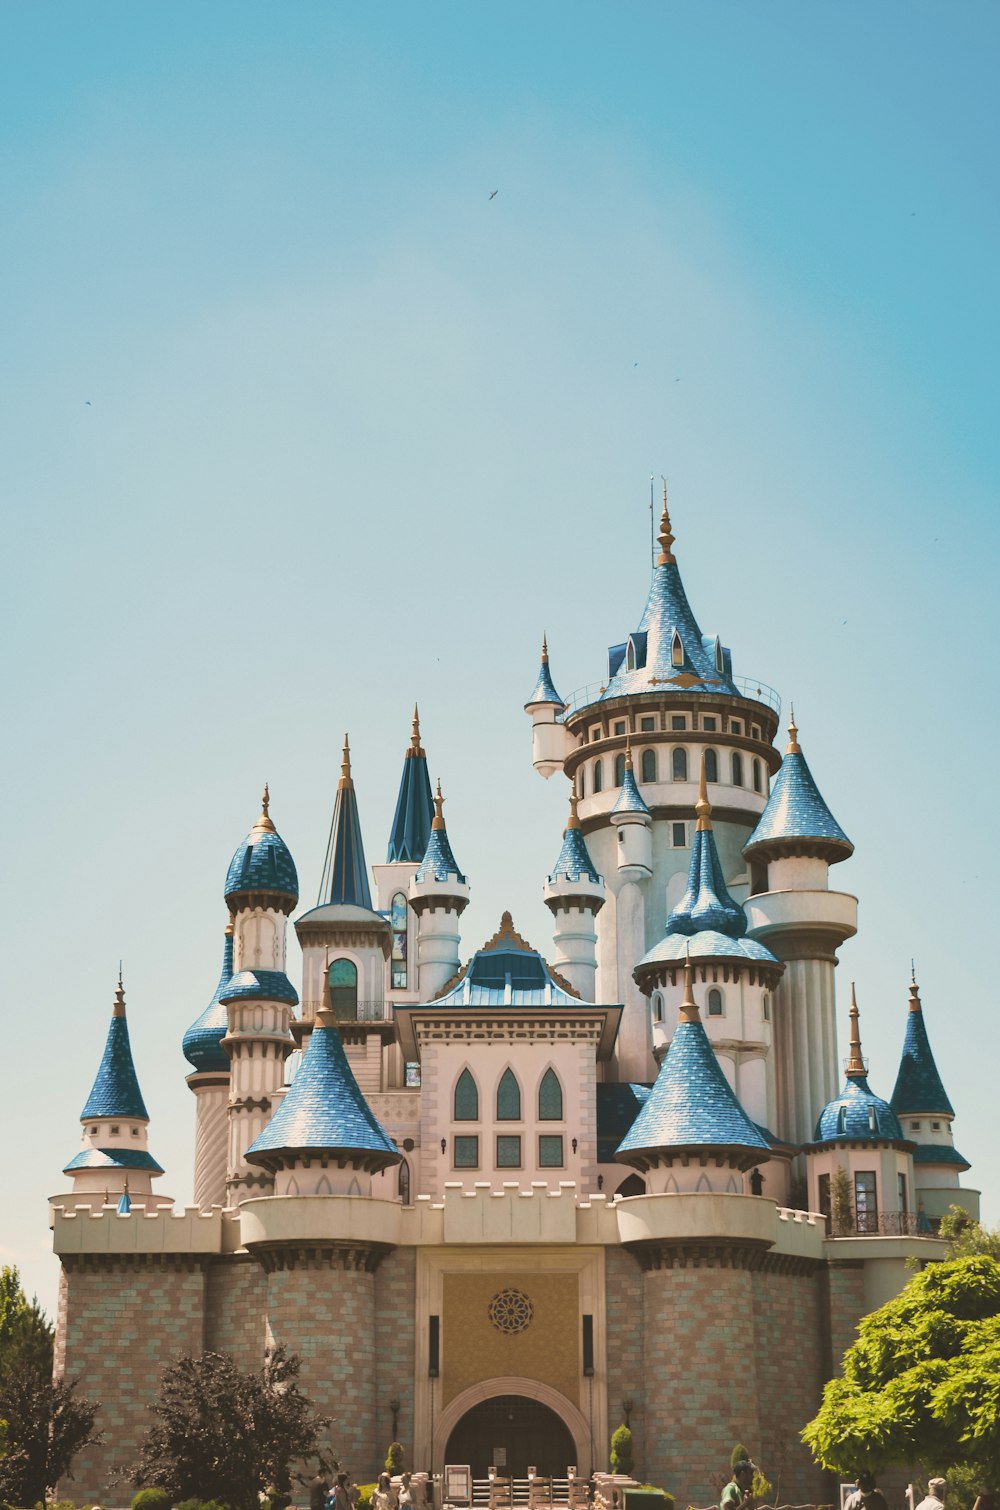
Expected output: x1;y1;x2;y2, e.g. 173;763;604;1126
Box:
415;799;466;884
611;759;650;817
81;978;149;1121
182;924;235;1073
245;1014;400;1168
524;636;565;709
890;976;954;1117
744;719;852;863
225;787;299;906
318;737;373;908
616;962;767;1163
549;787;601;884
387;709;435;864
667;777;746;938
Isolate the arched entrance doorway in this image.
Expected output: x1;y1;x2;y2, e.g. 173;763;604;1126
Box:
445;1395;576;1478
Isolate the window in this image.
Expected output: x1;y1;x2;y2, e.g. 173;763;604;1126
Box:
704;748;719;783
836;1106;847;1135
391;891;408;990
398;1160;411;1205
731;752;744;786
496;1068;521;1121
671;631;684;667
854;1171;878;1232
496;1135;521;1168
672;747;688;781
731;720;743;735
652;993;663;1023
593;760;603;793
110;1125;119;1135
671;821;687;848
897;1172;908;1214
715;638;725;674
702;716;717;732
131;1126;139;1136
405;1062;421;1088
707;988;723;1016
625;641;636;670
762;994;771;1021
640;716;656;732
671;715;687;730
578;766;586;797
751;725;761;740
910;1120;921;1131
752;759;763;794
539;1135;564;1168
590;725;601;743
613;720;626;736
90;1126;98;1134
454;1136;479;1168
868;1105;878;1133
454;1069;479;1121
538;1068;563;1120
641;748;657;783
328;958;358;1020
614;752;626;786
818;1173;832;1232
931;1120;941;1131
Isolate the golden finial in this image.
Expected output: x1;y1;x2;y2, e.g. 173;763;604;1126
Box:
338;734;353;789
567;774;581;830
786;703;801;755
407;703;425;758
678;945;700;1023
432;778;446;831
253;782;276;833
845;982;866;1076
624;733;633;772
696;752;712;831
541;632;549;664
113;964;126;1018
908;963;922;1013
656;480;676;565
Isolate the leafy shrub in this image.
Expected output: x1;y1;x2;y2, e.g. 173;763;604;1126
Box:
610;1425;634;1476
356;1484;377;1510
133;1491;173;1510
386;1445;405;1474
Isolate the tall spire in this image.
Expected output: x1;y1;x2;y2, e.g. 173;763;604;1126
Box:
387;709;435;863
845;983;867;1078
695;752;712;832
656;481;675;565
318;733;373;908
677;947;699;1024
80;972;150;1121
524;632;565;709
432;779;445;830
254;783;276;834
666;765;746;938
890;968;955;1116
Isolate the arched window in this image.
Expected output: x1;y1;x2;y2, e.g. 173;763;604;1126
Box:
578;766;586;798
391;891;408;990
614;752;626;786
652;993;663;1023
731;752;744;786
626;640;636;671
538;1068;563;1121
496;1068;521;1121
398;1159;411;1205
704;748;719;783
593;760;603;793
641;748;657;783
671;631;684;668
707;988;723;1016
328;959;358;1020
454;1069;479;1121
617;1173;646;1198
672;747;688;782
752;758;762;794
837;1106;848;1135
715;637;724;674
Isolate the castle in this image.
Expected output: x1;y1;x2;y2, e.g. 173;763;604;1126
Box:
51;497;980;1506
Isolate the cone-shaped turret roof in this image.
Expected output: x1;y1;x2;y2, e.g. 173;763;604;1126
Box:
318;736;373;908
811;985;908;1144
81;972;150;1121
549;782;601;884
225;785;299;907
387;706;435;864
182;918;235;1073
245;1007;400;1172
415;781;466;883
616;954;768;1167
667;760;746;938
890;970;955;1117
524;634;566;709
744;712;853;864
611;743;651;818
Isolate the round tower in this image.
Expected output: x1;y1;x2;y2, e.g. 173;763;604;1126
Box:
743;711;857;1147
409;780;470;999
222;787;298;1203
57;970;171;1212
543;781;605;1002
805;985;916;1234
523;634;571;777
372;707;435;1007
182;915;235;1209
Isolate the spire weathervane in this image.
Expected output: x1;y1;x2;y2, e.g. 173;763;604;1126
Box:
696;753;712;832
657;479;675;565
567;774;581;830
408;704;425;758
339;734;353;790
786;704;801;755
114;965;126;1017
845;982;867;1076
432;778;446;831
678;944;699;1023
254;782;276;833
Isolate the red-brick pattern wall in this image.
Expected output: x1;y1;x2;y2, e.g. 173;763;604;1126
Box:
59;1257;207;1502
750;1269;826;1504
826;1261;866;1375
604;1248;644;1475
374;1248;416;1470
206;1255;267;1370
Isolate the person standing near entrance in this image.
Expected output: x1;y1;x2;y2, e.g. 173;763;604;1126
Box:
721;1461;755;1510
916;1480;947;1510
845;1473;889;1510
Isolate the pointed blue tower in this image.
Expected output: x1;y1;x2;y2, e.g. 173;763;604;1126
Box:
544;781;605;1001
318;735;373;908
409;780;471;999
183;917;235;1074
387;706;435;865
183;916;236;1209
524;633;569;777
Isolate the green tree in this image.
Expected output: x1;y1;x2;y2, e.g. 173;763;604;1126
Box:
610;1425;634;1476
939;1209;1000;1260
830;1167;854;1235
0;1359;102;1505
802;1255;1000;1483
730;1445;750;1470
0;1266;54;1377
131;1347;333;1510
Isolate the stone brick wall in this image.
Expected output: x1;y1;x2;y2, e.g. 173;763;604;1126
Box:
264;1251;379;1479
374;1247;416;1470
750;1267;826;1504
59;1256;207;1503
604;1247;644;1475
206;1255;267;1370
825;1260;866;1375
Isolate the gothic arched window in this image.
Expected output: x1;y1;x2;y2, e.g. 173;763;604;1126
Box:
593;760;603;793
752;758;763;794
496;1068;522;1121
614;752;626;786
641;749;657;783
328;958;358;1021
398;1159;411;1205
672;747;688;782
671;631;684;668
454;1069;479;1121
704;748;719;783
538;1068;563;1121
731;752;744;787
578;766;586;798
707;988;723;1016
391;891;408;990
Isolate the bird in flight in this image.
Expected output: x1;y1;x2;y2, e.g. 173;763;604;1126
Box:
489;189;498;200
85;400;92;406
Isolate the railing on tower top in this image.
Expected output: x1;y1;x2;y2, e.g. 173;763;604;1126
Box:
558;675;781;719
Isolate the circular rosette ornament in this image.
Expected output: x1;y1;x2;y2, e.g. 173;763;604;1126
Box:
488;1287;533;1335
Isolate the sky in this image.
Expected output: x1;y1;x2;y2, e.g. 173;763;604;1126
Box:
2;1;998;1317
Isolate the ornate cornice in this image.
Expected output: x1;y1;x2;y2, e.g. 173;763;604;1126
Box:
629;1240;819;1275
251;1241;393;1274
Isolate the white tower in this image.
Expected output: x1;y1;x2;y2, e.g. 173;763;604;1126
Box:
543;781;605;1002
182;915;234;1209
409;780;470;1000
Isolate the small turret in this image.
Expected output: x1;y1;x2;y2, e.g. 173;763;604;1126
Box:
183;916;235;1209
744;708;853;888
543;780;605;1002
524;634;571;778
409;780;470;999
609;742;652;881
59;971;170;1212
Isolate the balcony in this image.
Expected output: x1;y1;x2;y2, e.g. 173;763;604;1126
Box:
559;675;781;719
826;1211;928;1237
331;999;393;1023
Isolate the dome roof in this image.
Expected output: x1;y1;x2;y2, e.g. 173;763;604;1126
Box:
637;929;779;970
224;787;298;906
63;1146;164;1175
219;969;299;1007
744;716;852;863
182;924;234;1073
812;1074;907;1145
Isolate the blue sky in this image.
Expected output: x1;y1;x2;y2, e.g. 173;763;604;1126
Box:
2;2;998;1314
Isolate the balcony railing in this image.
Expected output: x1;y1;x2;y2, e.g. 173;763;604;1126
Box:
332;999;393;1023
827;1211;926;1237
559;675;781;719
